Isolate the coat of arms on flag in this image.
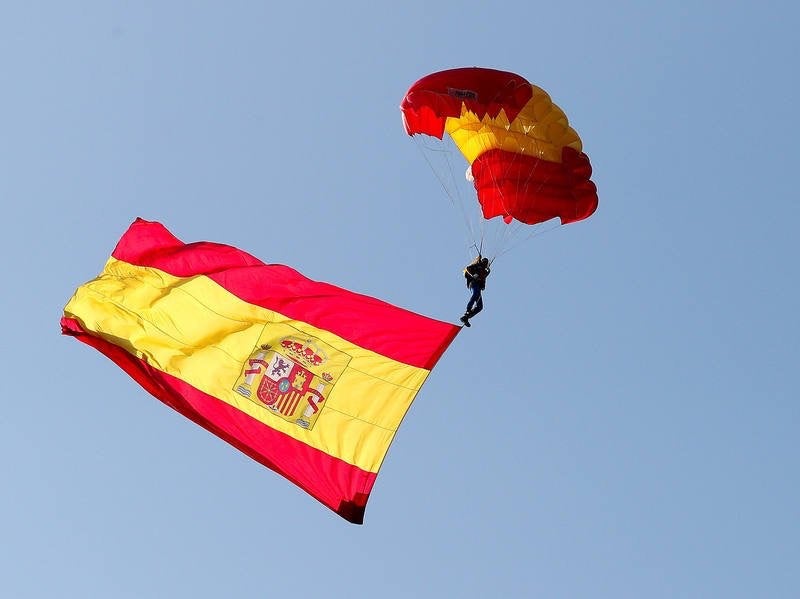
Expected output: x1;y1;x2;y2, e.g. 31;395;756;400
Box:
233;323;351;430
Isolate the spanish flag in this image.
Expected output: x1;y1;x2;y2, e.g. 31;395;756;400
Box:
61;219;459;523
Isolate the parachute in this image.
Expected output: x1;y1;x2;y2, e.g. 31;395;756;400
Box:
401;67;598;257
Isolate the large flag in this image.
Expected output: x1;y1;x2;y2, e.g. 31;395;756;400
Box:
61;219;459;523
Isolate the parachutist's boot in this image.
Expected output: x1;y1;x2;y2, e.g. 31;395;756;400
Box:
460;314;471;327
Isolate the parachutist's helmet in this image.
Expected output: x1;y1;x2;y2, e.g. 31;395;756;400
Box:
480;257;489;266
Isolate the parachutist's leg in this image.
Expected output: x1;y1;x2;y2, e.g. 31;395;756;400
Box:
468;293;483;318
466;286;481;315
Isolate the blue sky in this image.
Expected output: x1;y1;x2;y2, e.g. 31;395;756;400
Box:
3;2;798;598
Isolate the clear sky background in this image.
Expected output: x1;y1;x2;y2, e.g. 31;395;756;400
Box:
3;2;798;598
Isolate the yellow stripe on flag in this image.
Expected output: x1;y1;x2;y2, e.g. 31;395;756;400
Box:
64;257;432;474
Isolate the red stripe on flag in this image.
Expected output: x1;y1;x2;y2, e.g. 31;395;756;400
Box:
61;316;375;524
110;219;459;370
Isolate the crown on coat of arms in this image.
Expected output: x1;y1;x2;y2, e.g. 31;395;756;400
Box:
280;337;326;367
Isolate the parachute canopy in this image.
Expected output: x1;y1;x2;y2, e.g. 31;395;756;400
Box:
61;219;459;524
401;67;597;227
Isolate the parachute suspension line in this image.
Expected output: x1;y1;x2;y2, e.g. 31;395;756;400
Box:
443;138;482;248
476;143;562;260
508;143;566;255
492;220;560;261
413;137;459;209
413;136;478;252
493;145;560;258
483;148;526;256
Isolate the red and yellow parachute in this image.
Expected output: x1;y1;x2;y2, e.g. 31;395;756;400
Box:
401;67;597;237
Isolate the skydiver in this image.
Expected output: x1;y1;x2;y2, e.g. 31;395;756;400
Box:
460;256;490;327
